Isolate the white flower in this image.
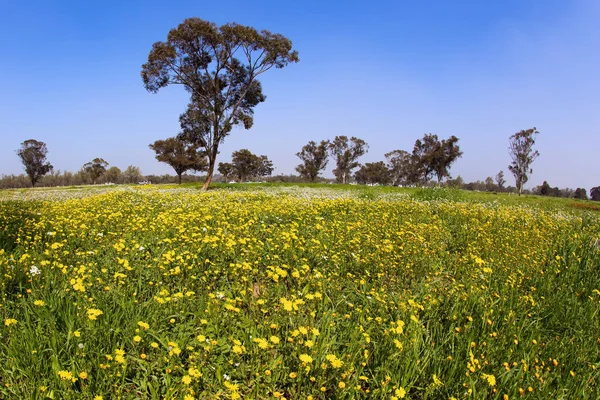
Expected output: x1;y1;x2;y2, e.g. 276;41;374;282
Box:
223;374;230;380
78;343;84;349
29;266;41;276
139;246;145;251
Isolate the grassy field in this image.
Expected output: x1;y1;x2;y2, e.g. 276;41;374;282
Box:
1;184;599;399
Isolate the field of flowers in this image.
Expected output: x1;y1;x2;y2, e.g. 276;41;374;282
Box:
1;186;599;399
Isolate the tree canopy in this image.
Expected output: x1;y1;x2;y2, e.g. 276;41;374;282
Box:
149;137;207;184
355;161;392;185
218;149;274;182
141;18;298;189
508;128;540;196
295;140;330;182
16;139;53;187
328;136;368;184
82;158;109;185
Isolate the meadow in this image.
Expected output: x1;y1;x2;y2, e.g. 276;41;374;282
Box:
1;184;599;399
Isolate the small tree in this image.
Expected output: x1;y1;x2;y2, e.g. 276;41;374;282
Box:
411;134;462;183
149;137;206;184
104;166;123;184
355;162;392;185
485;176;496;192
218;150;274;182
16;139;53;187
123;165;143;183
328;136;368;184
142;18;299;190
574;188;588;200
83;158;109;184
495;171;506;191
385;150;422;186
590;186;600;201
295;140;329;182
508;127;540;196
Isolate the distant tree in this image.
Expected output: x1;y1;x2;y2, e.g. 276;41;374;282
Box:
255;155;274;178
508;127;540;196
218;150;274;182
217;163;236;181
591;186;600;201
446;175;464;189
16;139;53;187
574;188;588;200
411;134;462;183
142;18;299;190
495;171;506;191
485;176;496;192
385;150;418;186
328;136;368;184
149;137;206;184
539;181;551;196
355;161;392;185
231;149;259;182
123;165;143;183
104;166;123;184
295;140;330;182
83;158;109;184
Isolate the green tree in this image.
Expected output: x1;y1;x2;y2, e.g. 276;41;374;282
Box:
104;166;122;184
485;176;496;192
123;165;143;184
295;140;330;182
354;161;392;185
149;137;206;184
16;139;53;187
590;186;600;201
83;158;109;184
508;127;540;196
141;18;299;190
218;150;274;182
495;170;506;191
411;134;462;183
385;150;420;186
328;136;368;184
574;188;588;200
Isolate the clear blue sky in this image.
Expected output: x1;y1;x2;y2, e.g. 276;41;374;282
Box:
1;0;598;189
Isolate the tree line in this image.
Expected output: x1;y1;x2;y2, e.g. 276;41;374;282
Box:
4;18;596;199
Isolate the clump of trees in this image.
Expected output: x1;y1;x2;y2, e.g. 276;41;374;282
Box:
16;139;53;187
82;158;109;184
355;162;391;185
149;137;207;184
384;134;463;186
295;140;330;182
328;136;368;184
141;18;299;189
218;149;274;182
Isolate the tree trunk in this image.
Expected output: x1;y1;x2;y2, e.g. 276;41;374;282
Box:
202;147;219;190
177;173;182;185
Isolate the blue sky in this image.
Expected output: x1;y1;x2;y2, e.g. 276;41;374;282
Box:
1;0;598;189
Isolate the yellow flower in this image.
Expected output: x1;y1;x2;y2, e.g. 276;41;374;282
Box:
79;371;88;380
269;336;280;344
151;342;159;348
395;387;406;398
299;354;313;363
57;370;77;382
289;372;297;379
87;308;103;321
338;381;346;389
326;354;343;368
482;373;496;386
4;319;17;327
137;321;150;330
74;330;81;337
133;335;142;343
182;375;192;385
34;300;45;306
